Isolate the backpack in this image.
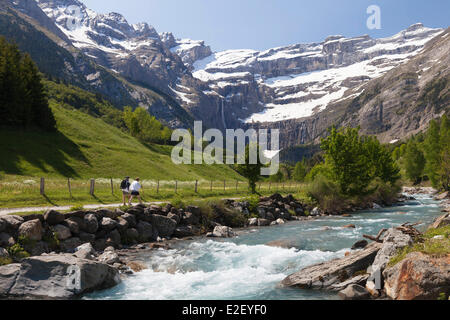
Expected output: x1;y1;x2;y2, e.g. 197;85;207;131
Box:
120;180;128;190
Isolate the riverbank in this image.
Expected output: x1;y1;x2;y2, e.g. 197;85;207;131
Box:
1;188;447;299
86;191;446;300
281;188;450;300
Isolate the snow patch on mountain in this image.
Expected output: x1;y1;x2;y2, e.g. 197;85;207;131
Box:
191;23;443;123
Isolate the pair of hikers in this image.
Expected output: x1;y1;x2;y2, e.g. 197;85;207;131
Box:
120;177;143;206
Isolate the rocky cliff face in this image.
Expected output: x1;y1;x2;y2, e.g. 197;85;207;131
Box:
252;28;449;149
6;0;448;143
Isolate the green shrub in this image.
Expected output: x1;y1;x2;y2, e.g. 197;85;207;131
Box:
306;175;346;211
195;200;247;228
389;225;450;267
305;164;333;182
171;196;185;210
243;195;260;214
7;243;30;261
368;179;402;205
437;293;447;301
43;230;60;251
17;235;37;253
0;256;13;266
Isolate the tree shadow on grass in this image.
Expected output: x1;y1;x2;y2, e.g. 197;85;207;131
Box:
91;194;105;204
0;127;90;178
42;194;58;206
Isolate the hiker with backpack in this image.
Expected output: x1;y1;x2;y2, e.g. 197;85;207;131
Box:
128;177;143;205
120;176;131;206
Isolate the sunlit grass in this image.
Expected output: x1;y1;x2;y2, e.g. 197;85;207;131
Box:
388;225;450;267
0;175;306;209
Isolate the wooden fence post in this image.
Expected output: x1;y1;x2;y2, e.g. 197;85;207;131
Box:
224;180;226;191
195;180;198;193
67;178;72;198
210;181;213;192
90;179;95;195
110;178;114;195
157;180;160;194
175;180;178;193
40;178;45;195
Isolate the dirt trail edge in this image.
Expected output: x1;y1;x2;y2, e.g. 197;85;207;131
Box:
0;198;243;216
0;202;164;216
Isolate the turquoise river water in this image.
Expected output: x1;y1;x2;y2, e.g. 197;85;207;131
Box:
87;194;442;300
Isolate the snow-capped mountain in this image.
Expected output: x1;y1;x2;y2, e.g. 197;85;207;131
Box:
4;0;448;148
35;0;188;89
191;24;443;123
33;0;444;130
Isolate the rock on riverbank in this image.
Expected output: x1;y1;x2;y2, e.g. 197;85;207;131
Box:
383;252;450;300
0;254;120;299
282;210;450;300
281;242;382;290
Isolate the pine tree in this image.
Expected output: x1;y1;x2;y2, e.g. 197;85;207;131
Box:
0;37;55;131
439;115;450;190
404;140;425;184
293;161;307;182
321;127;372;196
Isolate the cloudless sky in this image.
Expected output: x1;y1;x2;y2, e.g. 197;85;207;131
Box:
80;0;450;51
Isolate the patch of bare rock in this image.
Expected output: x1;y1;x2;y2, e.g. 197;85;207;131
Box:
281;218;450;300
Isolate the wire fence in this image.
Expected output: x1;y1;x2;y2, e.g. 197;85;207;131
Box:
0;177;304;199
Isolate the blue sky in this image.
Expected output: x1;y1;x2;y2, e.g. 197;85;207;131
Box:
80;0;449;51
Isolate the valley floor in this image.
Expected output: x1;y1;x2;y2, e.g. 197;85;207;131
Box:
0;181;304;213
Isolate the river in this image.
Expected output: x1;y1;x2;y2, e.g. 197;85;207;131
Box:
86;193;442;300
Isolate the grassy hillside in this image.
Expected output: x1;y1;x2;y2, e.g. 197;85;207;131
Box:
0;103;242;181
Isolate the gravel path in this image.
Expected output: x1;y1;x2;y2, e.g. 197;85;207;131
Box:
0;198;243;216
0;202;164;216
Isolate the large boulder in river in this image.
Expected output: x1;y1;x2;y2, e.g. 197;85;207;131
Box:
150;215;177;238
211;226;236;238
0;254;120;299
369;228;414;274
383;252;450;300
365;228;414;297
18;219;42;241
74;243;95;260
98;251;120;265
338;284;370;300
281;242;382;290
310;207;321;217
172;226;196;238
